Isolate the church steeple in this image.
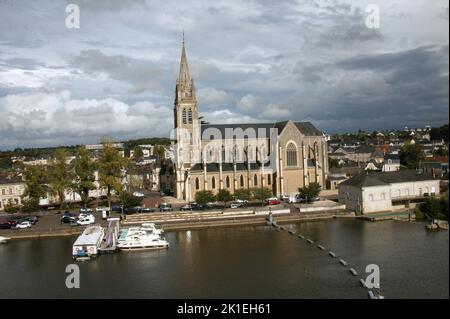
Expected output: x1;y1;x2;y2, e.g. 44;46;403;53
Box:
178;32;191;84
174;33;198;131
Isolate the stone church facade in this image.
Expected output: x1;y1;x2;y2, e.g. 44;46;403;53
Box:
166;41;329;201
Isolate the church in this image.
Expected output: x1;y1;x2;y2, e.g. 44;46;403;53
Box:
163;40;329;201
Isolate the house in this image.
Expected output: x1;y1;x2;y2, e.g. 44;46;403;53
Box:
0;176;25;211
382;154;401;172
338;170;440;214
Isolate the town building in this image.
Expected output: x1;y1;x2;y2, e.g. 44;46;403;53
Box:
338;170;440;214
0;176;25;211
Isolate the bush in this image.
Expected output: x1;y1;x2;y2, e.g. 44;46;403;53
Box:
298;183;321;202
119;191;143;210
195;190;215;206
21;198;40;213
4;199;21;213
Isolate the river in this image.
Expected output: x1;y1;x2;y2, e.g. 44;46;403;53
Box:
0;219;448;299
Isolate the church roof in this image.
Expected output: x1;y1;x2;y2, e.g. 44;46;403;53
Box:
200;121;323;140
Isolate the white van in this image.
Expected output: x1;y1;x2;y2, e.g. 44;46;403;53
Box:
77;214;95;226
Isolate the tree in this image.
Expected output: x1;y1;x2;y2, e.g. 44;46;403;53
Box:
440;194;449;220
153;145;166;159
195;190;216;206
20;197;40;213
399;143;424;169
132;146;144;161
4;199;21;213
430;124;449;142
329;158;340;169
119;191;143;210
22;165;48;204
420;197;441;222
216;189;233;207
73;147;96;208
299;182;321;203
251;187;273;206
234;188;251;205
98;140;128;210
48;149;73;208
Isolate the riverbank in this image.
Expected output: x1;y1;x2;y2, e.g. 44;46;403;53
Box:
1;207;355;239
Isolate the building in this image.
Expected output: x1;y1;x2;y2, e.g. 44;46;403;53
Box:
0;176;25;211
338;170;440;214
170;40;329;201
382;154;401;172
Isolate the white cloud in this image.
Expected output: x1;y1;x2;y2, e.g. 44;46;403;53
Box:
0;90;172;148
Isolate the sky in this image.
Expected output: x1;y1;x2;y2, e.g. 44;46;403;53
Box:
0;0;448;150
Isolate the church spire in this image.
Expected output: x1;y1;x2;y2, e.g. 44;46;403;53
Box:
178;32;191;84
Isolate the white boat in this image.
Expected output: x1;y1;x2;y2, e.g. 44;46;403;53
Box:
117;233;169;251
0;236;11;244
140;223;164;236
72;225;104;260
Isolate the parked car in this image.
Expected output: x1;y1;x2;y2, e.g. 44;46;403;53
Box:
230;202;244;209
15;221;33;229
77;214;95;226
140;207;154;213
235;199;249;204
180;204;193;211
23;216;38;225
159;202;172;212
133;191;145;198
7;220;17;227
205;202;218;209
80;208;93;213
0;222;11;229
61;212;76;224
265;198;281;205
124;206;142;214
111;205;123;212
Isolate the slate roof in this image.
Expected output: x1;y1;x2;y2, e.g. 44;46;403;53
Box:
0;175;23;185
200;121;323;140
340;170;438;188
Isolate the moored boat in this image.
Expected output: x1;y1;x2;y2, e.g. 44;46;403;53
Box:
0;236;11;244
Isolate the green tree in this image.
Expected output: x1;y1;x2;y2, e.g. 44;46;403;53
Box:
22;165;48;203
234;188;251;205
420;197;441;222
132;146;144;161
48;149;73;208
440;194;449;220
329;158;340;169
195;190;216;206
20;197;40;213
399;143;424;169
98;140;128;210
299;182;321;203
73;147;96;208
251;187;273;206
153;145;166;159
216;189;233;207
4;199;21;213
119;191;143;210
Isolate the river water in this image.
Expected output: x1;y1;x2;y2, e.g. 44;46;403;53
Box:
0;219;448;299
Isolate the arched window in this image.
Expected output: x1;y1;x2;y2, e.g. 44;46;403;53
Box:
188;108;193;124
212;177;216;189
226;176;230;188
267;174;272;185
369;194;374;201
182;108;187;124
195;178;200;190
286;143;297;167
254;174;258;186
240;175;244;187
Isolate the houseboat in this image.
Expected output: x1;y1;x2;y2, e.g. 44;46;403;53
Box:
72;225;104;261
